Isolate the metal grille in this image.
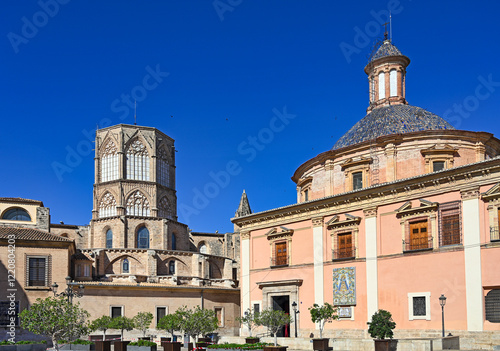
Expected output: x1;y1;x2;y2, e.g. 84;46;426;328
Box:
485;289;500;323
438;201;462;246
403;237;433;252
332;247;356;260
491;226;500;242
0;301;19;326
413;296;426;316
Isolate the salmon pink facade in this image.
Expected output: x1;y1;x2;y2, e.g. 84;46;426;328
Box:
232;39;500;348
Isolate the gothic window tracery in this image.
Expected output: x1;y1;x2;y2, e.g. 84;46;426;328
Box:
158;196;173;219
99;192;117;218
126;191;150;216
126;138;150;181
157;146;171;188
101;139;119;182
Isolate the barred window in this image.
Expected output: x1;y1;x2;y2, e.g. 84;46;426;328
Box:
413;296;426;316
485;289;500;323
99;192;117;218
126;191;150;216
26;256;49;287
439;201;461;246
101;140;119;182
126;139;150;181
0;301;19;326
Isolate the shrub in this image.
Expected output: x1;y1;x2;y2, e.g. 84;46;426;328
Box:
367;309;396;340
128;340;157;347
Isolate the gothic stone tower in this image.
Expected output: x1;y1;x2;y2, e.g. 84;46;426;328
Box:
90;124;188;250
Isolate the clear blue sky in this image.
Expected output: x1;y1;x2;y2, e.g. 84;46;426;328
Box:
2;1;500;233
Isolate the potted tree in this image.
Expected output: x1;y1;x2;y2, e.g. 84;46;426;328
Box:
109;316;134;351
308;303;338;351
191;306;219;348
90;316;112;351
133;312;154;341
157;313;183;351
255;309;291;351
236;309;259;344
127;340;157;351
367;309;396;351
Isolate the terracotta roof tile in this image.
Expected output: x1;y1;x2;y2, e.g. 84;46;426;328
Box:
0;197;43;206
0;227;73;242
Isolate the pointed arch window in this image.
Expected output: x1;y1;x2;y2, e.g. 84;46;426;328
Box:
137;226;150;249
378;72;386;100
101;139;119;182
157;147;171;188
122;258;129;273
106;229;113;248
168;260;175;275
390;70;397;97
99;192;117;218
171;233;177;250
158;196;173;219
126;138;150;181
126;191;150;216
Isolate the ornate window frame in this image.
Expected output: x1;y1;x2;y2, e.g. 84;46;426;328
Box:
482;183;500;242
396;199;438;251
421;144;457;173
25;255;51;288
327;214;360;260
296;177;312;203
341;157;371;191
266;226;294;267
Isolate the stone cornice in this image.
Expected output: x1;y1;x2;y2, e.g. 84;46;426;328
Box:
234;157;500;232
461;187;480;200
257;279;303;289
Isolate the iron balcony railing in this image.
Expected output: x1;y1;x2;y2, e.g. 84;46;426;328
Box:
332;247;356;261
270;255;289;267
491;226;500;242
403;236;433;252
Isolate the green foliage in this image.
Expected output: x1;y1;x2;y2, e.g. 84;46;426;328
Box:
255;309;291;346
89;316;113;340
109;316;135;340
308;302;339;338
14;341;47;345
174;306;219;342
70;339;94;345
157;313;182;338
19;296;90;351
367;309;396;340
128;340;157;347
235;309;258;337
207;342;272;350
133;312;154;337
0;341;14;345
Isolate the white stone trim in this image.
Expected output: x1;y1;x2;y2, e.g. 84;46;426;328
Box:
365;216;378;321
313;224;324;305
462;197;484;331
407;292;431;320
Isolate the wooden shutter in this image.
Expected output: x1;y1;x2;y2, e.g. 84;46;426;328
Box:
275;242;287;266
337;232;353;258
409;220;428;250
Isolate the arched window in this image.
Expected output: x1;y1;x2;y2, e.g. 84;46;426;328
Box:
168;260;175;275
137;226;150;249
390;70;397;97
370;77;376;102
199;243;207;254
126;138;150;181
106;229;113;248
378;72;386;100
158;196;173;219
99;192;117;218
126;191;150;216
101;139;119;182
157;147;171;188
171;233;177;250
122;258;129;273
2;208;31;221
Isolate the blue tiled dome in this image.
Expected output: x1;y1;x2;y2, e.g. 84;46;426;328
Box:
332;105;455;150
370;40;404;62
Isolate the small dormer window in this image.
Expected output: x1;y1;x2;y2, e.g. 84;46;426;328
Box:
304;189;309;202
353;172;363;190
433;161;445;172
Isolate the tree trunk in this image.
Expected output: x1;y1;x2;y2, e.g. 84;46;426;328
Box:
319;323;323;339
103;331;106;341
274;333;278;346
52;336;59;351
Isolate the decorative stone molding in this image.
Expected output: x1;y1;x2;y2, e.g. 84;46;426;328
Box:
240;231;250;240
312;217;324;227
326;214;361;229
396;199;438;219
421;144;457;173
363;207;377;218
461;187;480;200
266;226;294;242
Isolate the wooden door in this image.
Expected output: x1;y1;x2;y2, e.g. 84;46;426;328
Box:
275;242;287;265
410;220;428;250
338;233;353;258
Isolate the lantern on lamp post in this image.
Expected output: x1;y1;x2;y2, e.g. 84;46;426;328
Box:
439;294;447;337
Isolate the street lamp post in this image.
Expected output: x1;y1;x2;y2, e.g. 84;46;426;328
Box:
51;276;85;304
291;301;299;338
439;294;447;337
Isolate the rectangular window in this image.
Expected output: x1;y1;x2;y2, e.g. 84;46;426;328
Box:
433;161;445;172
352;172;363;190
111;306;123;318
304;189;309;202
390;70;397;97
27;256;48;287
156;307;167;326
378;72;386;100
336;232;354;259
407;220;430;251
439;202;461;246
0;301;19;327
273;242;288;266
413;296;426;316
232;267;238;281
214;307;223;327
253;303;260;316
408;292;431;320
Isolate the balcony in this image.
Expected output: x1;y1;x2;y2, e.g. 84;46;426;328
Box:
491;226;500;242
403;237;433;253
332;247;356;261
270;256;289;268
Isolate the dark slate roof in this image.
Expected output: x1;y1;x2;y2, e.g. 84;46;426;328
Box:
0;197;43;206
333;105;455;150
370;40;403;62
0;227;73;242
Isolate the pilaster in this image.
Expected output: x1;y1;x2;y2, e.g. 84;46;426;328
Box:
363;207;378;321
312;217;324;305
